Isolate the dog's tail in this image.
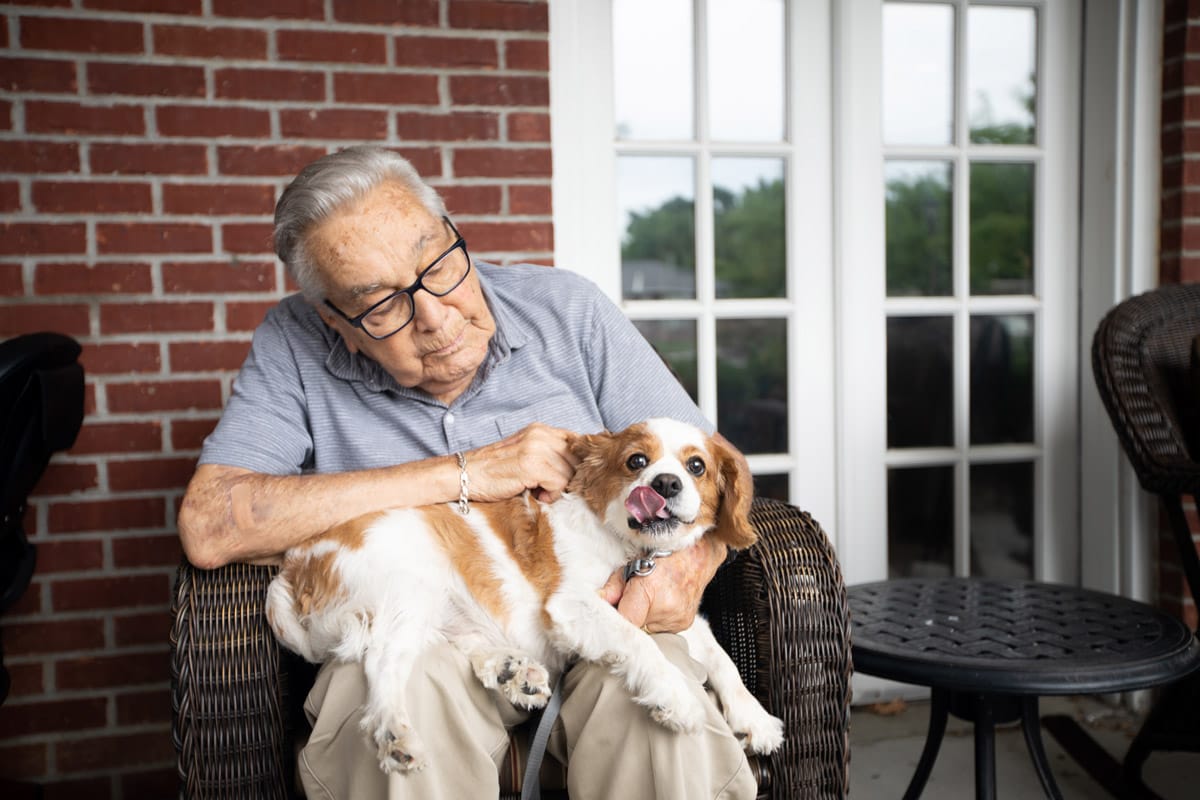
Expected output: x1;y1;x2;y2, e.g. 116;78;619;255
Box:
265;573;318;662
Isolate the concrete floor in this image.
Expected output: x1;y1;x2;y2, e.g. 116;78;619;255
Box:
849;695;1197;799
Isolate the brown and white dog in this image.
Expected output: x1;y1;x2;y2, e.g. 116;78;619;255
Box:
266;417;784;774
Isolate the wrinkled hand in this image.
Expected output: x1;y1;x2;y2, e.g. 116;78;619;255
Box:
600;537;728;633
467;423;579;503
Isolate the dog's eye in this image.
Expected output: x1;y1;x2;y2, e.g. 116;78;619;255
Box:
626;453;649;471
686;457;706;476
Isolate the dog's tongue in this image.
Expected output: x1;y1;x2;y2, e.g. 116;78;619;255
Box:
626;486;670;524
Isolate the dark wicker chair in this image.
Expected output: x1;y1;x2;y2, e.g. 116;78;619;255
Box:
170;497;852;799
1091;282;1200;785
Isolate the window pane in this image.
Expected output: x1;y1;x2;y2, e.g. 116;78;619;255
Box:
717;318;787;455
969;162;1034;295
887;316;953;448
613;0;694;140
708;0;785;141
632;319;698;403
970;462;1033;579
888;465;954;578
883;2;954;145
753;473;789;503
970;315;1034;445
713;157;786;299
968;6;1037;145
619;156;696;300
886;160;953;297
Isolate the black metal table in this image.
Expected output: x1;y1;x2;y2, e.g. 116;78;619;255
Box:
848;578;1200;800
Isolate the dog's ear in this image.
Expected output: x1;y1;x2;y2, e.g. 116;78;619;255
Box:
566;431;609;494
712;436;756;550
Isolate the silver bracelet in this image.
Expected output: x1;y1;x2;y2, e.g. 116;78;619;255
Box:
456;452;470;515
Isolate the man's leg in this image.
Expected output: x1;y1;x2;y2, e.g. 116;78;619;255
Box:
548;633;757;800
298;643;528;800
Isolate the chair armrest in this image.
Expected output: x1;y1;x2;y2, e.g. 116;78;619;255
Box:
170;559;293;799
703;497;852;799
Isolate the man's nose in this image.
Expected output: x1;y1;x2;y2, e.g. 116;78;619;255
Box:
410;288;448;331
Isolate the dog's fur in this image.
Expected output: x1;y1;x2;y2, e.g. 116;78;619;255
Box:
266;417;784;773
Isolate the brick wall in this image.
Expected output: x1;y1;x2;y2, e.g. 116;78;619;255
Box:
0;0;551;794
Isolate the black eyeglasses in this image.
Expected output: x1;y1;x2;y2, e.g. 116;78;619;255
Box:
323;217;471;341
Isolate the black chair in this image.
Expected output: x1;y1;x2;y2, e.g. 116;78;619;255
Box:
1091;283;1200;789
0;332;85;702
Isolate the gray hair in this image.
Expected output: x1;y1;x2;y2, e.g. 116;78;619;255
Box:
274;144;448;301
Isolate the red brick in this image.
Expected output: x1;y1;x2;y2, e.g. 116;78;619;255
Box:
169;340;252;371
73;421;162;455
79;342;162;374
47;496;166;533
32;462;99;495
33;181;152;214
439;184;502;215
171;416;219;450
454;148;551;178
396;111;499;141
164;260;275;293
114;610;172;647
0;141;80;173
35;261;153;294
52;575;171;613
109;458;196;492
111;532;184;566
464;220;552;252
0;222;86;254
0;56;78;92
7;580;42;614
56;729;174;774
44;777;113;800
106;379;223;412
392;35;499;68
332;72;439;105
4;662;45;698
509;184;551;214
99;301;213;334
332;0;438;25
450;75;549;106
85;0;201;12
279;108;388;140
0;263;23;296
34;538;106;572
0;698;107;738
508;111;550;142
153;24;268;59
21;16;143;54
2;619;106;657
25;100;145;135
0;303;90;337
395;147;442;177
0;742;47;780
87;62;205;97
116;688;172;725
0;180;20;212
222;222;276;254
162;182;275;215
156;104;272;138
449;1;549;32
215;67;324;101
217;144;328;176
210;0;323;19
277;30;387;63
90;142;208;175
0;100;9;130
96;222;212;254
226;300;276;330
505;38;549;71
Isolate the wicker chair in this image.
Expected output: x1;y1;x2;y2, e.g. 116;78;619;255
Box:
1091;282;1200;785
170;497;851;799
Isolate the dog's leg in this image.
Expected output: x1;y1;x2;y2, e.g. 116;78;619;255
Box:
459;641;553;709
359;625;429;774
680;618;784;755
546;593;707;733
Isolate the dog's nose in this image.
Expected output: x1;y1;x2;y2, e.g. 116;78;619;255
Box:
651;473;682;499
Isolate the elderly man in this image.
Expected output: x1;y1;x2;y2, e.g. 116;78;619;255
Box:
178;145;756;800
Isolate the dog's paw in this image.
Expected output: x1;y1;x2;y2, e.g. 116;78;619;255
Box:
638;679;706;734
731;708;785;755
363;717;428;774
470;651;552;709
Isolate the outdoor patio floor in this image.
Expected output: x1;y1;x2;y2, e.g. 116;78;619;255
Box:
849;694;1196;799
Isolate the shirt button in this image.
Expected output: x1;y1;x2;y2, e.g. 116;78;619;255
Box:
445;412;456;425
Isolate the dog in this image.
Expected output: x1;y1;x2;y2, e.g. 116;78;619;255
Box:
266;417;785;774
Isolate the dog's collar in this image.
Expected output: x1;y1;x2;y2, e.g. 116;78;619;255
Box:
623;549;674;581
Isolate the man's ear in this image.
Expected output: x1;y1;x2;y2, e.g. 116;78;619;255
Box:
316;304;360;354
712;437;756;550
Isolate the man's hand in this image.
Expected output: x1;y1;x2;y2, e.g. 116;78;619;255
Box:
599;536;728;633
467;423;579;503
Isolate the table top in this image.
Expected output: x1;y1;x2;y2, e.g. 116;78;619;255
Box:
849;578;1200;695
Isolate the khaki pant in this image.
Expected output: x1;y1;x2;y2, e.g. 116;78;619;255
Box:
298;634;756;800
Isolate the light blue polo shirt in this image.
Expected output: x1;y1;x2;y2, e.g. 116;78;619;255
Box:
199;262;711;475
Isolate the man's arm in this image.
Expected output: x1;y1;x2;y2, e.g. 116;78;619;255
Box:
178;423;579;569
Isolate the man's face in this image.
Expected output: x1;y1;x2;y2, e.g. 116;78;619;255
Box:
309;181;496;405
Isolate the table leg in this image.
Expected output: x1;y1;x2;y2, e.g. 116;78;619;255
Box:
974;695;997;800
902;688;950;800
1020;696;1064;800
